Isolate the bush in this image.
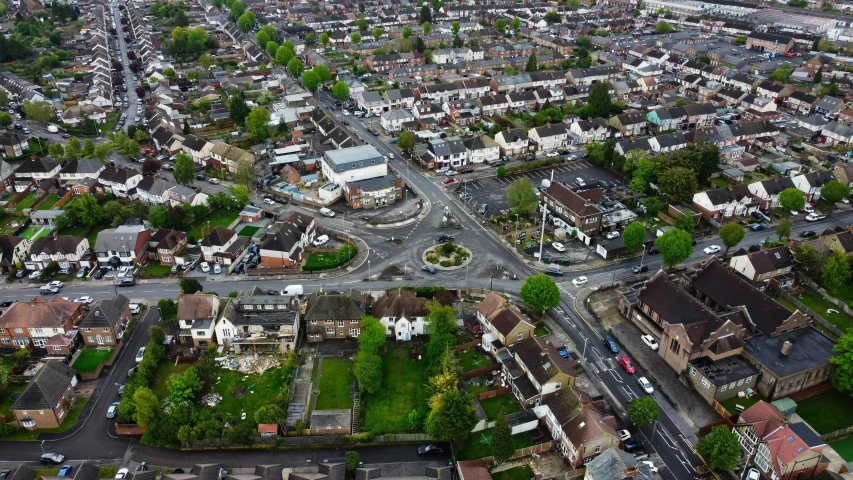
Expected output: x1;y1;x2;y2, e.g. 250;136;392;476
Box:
456;246;467;255
453;256;463;266
440;260;452;267
346;451;360;471
427;257;439;264
437;242;457;256
406;409;425;432
0;422;14;438
506;157;562;174
295;417;303;435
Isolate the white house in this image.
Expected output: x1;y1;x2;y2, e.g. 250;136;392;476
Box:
570;119;610;144
321;145;388;187
463;135;499;164
380;108;414;132
528;124;569;152
495;128;529;156
26;235;90;271
97;167;143;199
371;289;427;341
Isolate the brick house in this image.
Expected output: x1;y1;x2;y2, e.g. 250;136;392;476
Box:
303;291;366;341
540;183;602;235
146;229;187;266
475;292;535;353
0;235;30;274
0;297;84;349
12;362;77;429
500;336;578;406
729;246;794;287
94;224;152;268
177;292;221;347
78;295;131;347
26;235;90;271
200;227;250;265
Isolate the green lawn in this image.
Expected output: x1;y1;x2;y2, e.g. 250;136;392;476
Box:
0;216;23;235
36;469;60;477
456;427;533;461
720;391;766;417
0;355;17;371
151;361;195;399
831;436;853;462
211;361;289;420
479;394;521;421
0;383;26;420
36;196;60;210
796;292;853;331
829;283;853;309
315;358;353;410
711;178;730;189
140;263;172;278
98;467;119;479
71;349;114;373
20;225;51;241
14;191;38;211
363;348;430;433
534;323;550;337
186;208;240;240
796;389;853;435
238;226;260;237
303;245;358;271
457;349;493;373
492;466;534;480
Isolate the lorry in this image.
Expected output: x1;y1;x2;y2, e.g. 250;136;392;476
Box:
46;125;59;133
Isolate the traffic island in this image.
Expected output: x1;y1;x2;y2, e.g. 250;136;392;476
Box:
422;242;471;271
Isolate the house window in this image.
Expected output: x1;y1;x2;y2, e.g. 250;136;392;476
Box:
349;328;361;337
14;328;23;334
195;331;205;336
746;377;752;383
0;339;8;344
594;445;601;454
103;328;109;332
729;382;736;389
690;368;696;376
0;328;4;333
721;384;727;392
701;377;711;388
106;337;112;342
87;336;93;342
265;304;274;310
311;320;317;324
244;305;254;310
223;329;231;337
338;320;344;327
517;332;523;341
669;338;681;355
53;346;62;351
737;379;744;386
326;328;334;334
555;382;561;390
85;328;91;332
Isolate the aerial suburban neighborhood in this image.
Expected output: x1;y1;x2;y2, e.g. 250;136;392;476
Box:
3;0;853;479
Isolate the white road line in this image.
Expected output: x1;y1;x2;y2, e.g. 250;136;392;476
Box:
609;369;625;384
658;426;678;450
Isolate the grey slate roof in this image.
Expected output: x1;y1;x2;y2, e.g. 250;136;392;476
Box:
304;292;365;321
12;362;76;411
80;294;130;329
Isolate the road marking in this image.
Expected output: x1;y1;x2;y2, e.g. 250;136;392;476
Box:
658;426;679;450
609;369;624;384
621;384;636;399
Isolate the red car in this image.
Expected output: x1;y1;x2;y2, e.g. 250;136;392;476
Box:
442;178;455;184
619;357;636;374
144;148;155;154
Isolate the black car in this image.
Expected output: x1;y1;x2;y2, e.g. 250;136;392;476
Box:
342;120;349;126
275;197;288;205
799;230;817;238
0;301;12;308
461;167;473;174
417;444;444;456
603;336;619;353
631;264;648;274
648;246;659;255
545;267;564;276
195;174;205;181
623;439;643;453
749;223;766;231
493;160;505;167
421;264;437;274
437;233;455;243
266;289;279;296
94;267;108;279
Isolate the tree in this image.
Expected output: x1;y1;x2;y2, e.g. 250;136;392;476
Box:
622;221;646;253
351;32;361;44
525;53;537;72
265;41;278;58
734;35;746;44
779;187;806;213
354;351;383;394
22;100;53;122
356;16;369;32
697;54;711;65
627;396;659;427
233;158;255;190
254;404;286;425
587;82;612;118
815;67;823;84
76;195;104;227
496;165;507;178
133;387;159;427
0;112;11;127
372;27;382;41
792;243;826;275
346;451;360;472
696;425;741;471
167;366;204;403
511;17;520;30
507;177;538;215
313;64;332;83
319;32;330;48
228;92;250;126
822;249;851;293
173;153;194;186
423;21;432;35
654;21;675;34
397;130;415;151
256;29;271;47
452;34;463;48
495;18;506;34
142;158;162;175
544;11;561;23
776;217;793;241
237;11;255;33
420;5;432;23
275;43;296;67
245;107;272;141
48;143;65;161
0;365;8;388
719;222;745;255
332;81;350;101
820;180;851;210
158;299;178;321
302;70;320;92
400;26;412;39
180;278;203;294
358;315;386;355
491;407;515;462
163;68;177;83
769;64;792;83
520;274;561;314
657;166;697;203
831;330;853;394
287;57;304;78
425;388;476;442
149;325;166;345
654;228;694;269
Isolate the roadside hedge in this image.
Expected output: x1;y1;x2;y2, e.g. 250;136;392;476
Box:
506;157;563;174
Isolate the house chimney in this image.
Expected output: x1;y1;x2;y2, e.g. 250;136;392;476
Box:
781;340;793;356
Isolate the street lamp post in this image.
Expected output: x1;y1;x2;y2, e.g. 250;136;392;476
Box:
537;170;555;264
368;260;371;281
581;336;589;365
640;243;646;268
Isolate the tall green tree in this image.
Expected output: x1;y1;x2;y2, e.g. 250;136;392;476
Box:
332;81;350;100
820;180;851;210
372;27;382;41
520;274;561;315
621;221;646;253
525;53;537;72
133;387;159;427
287;57;304;78
354;351;382;394
507;177;538;214
423;21;432;35
358;315;386;354
587;82;612;118
228;92;250;126
776;217;793;240
397;130;415;151
491;407;515;462
180;278;203;294
792;243;826;275
320;32;330;48
237;11;255;32
254;404;286;425
22;100;53;122
511;17;520;30
627;396;659;427
822;249;851;294
654;228;694;269
168;366;205;403
696;425;741;471
76;194;103;227
245;107;272;141
302;69;320;91
233;158;256;189
830;330;853;394
658;166;697;203
425;388;476;442
654;21;675;33
719;222;745;255
779;187;806;213
313;64;332;83
420;5;432;23
173;153;195;186
275;43;296;66
495;18;506;34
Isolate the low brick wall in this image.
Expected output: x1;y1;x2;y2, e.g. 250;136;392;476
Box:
78;342;123;381
116;423;147;435
454;340;479;352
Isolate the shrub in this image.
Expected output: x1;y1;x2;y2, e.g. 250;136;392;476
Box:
456;246;467;255
346;451;360;471
427;257;439;264
0;423;14;437
437;242;457;256
440;260;452;267
453;256;463;266
295;417;303;435
406;409;425;432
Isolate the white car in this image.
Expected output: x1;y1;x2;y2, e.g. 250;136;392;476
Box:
129;304;140;315
213;264;221;274
572;276;588;287
135;347;145;363
546;151;559;157
116;266;131;278
200;262;210;273
29;271;42;280
803;205;814;214
641;334;659;351
115;468;130;479
386;153;394;159
605;231;620;240
745;468;760;480
790;210;799;216
805;213;826;222
74;296;93;304
445;170;458;176
637;376;654;395
48;281;64;289
616;429;631;441
703;245;721;255
312;234;330;247
552;242;566;252
639;461;658;474
263;198;275;205
342;110;350;116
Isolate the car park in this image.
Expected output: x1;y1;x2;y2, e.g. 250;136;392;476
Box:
603;336;619;353
107;401;120;418
421;264;436;274
619;357;636;374
641;334;659;350
571;276;588;287
631;264;648;274
637;377;654;394
703;245;721;255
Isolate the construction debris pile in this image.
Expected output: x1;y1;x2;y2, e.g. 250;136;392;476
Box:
217;354;281;374
201;393;222;407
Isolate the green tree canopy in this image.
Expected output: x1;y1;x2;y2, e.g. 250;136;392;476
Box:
180;278;203;294
820;180;851;209
507;177;538;215
696;425;742;471
425;388;476;442
587;82;612;118
622;221;646;253
719;222;745;255
654;20;675;34
287;57;304;78
354;351;382;394
228;92;250;126
491;407;515;461
520;274;561;314
658;166;697;203
245;106;272;141
173;153;195;186
275;42;296;67
397;130;415;151
627;396;659;427
769;64;792;83
358;315;386;354
254;404;286;425
133;387;159;427
776;217;793;241
167;366;205;403
332;81;350;100
654;228;694;269
495;18;506;34
822;249;851;294
544;11;561;23
313;64;332;83
237;11;255;32
779;187;806;213
23;100;53;122
525;53;537;72
830;330;853;394
302;70;321;92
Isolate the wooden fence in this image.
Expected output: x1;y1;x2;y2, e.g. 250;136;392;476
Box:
116;424;147;435
773;287;843;338
374;433;433;442
822;425;853;442
475;386;511;400
479;441;555;464
462;363;501;380
454;340;480;352
795;273;853;317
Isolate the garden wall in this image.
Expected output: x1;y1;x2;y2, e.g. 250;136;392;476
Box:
474;386;511;400
476;441;555;464
78;342;123;381
462;364;501;380
116;424;147;435
454;341;479;352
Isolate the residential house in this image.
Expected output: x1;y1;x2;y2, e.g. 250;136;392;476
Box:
214;290;299;353
607;112;647;136
570;119;610;144
200;227;249;266
500;335;577;406
58;158;105;182
476;95;510;117
747;178;798;209
14;157;60;182
691;188;758;220
78;295;131;347
428;136;468;169
26;235;90;271
181;136;214;166
177;292;221;347
746;32;795;54
356;91;386;114
787;90;818;115
792;171;836;201
646;107;686;132
303;290;366;342
815;95;844;116
372;288;427;341
93;224;152;269
97;167;142;199
729;246;794;287
495;129;529;157
135;176;173;205
540;183;602;235
0;132;28;157
583;448;655;480
528;124;570;152
11;362;77;429
476;292;535;353
0;297;84;349
463;135;499;164
380;109;415;132
146;229;187;266
0;235;29;274
683;103;717;128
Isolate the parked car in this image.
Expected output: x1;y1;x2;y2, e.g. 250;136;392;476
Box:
745;468;760;480
118;277;135;287
552;242;566;252
619;357;637;374
417;444;444;456
41;454;65;465
631;264;648;274
703;245;721;255
48;280;64;289
135;347;145;363
421;264;437;274
622;439;643;453
605;231;620;240
648;246;659;255
638;461;658;474
213;264;221;274
29;270;42;280
58;466;73;477
74;296;93;304
617;429;631;441
603;336;619;354
640;334;659;351
571;276;588;287
115;469;130;479
200;262;210;273
130;304;141;315
805;213;826;222
107;401;120;418
442;178;455;184
637;377;654;394
799;230;817;238
437;234;455;242
749;223;766;231
461;167;473;174
76;266;90;278
544;267;564;276
312;234;330;247
94;267;108;279
263;198;275;205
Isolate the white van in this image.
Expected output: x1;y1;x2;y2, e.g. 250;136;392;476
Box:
280;285;304;296
320;208;335;217
576;177;586;187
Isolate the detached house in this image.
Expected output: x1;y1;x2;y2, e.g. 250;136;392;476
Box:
200;227;249;266
177;292;221;347
78;294;131;347
540;183;602;235
97;167;142;199
93;224;152;268
0;235;29;274
11;362;77;430
476;292;535;353
146;229;187;266
372;289;427;341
